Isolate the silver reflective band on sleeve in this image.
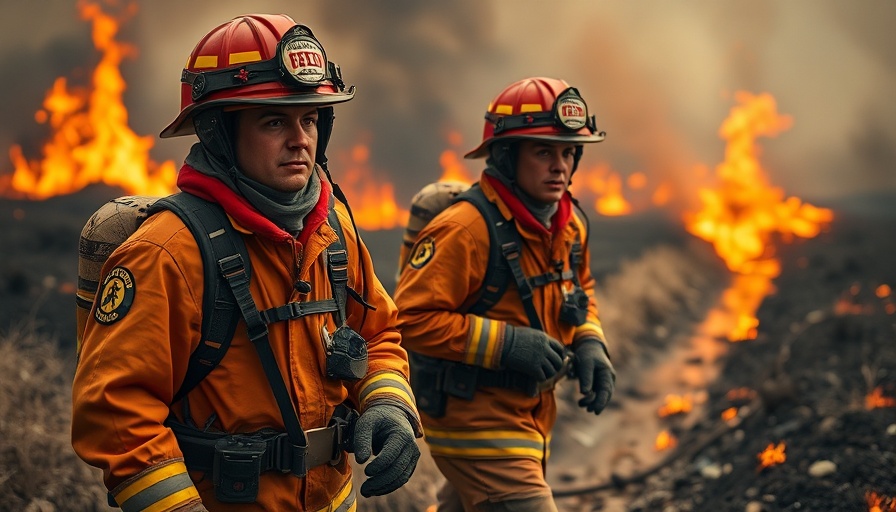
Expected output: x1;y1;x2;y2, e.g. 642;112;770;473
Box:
115;462;198;512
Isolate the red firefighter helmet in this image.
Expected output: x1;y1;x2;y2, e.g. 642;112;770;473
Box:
464;77;605;159
160;14;354;138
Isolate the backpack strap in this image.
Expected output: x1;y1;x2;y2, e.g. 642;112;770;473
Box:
454;185;543;331
148;193;250;404
326;206;350;326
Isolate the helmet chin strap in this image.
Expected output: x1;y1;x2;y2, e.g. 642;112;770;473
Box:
316;106;335;173
487;141;518;182
193;109;239;177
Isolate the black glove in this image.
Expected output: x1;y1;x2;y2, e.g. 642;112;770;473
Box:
573;338;616;415
352;404;420;497
501;325;566;381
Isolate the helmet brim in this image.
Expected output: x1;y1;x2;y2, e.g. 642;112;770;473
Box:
463;132;606;159
160;90;355;138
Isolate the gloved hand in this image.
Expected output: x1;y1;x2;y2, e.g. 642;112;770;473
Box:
352;404;421;497
501;325;566;381
573;338;616;415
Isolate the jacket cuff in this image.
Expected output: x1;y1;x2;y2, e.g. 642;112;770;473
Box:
358;370;423;437
463;315;506;370
111;459;200;512
573;321;607;346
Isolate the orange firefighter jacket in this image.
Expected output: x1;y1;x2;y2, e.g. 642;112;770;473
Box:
394;175;606;463
72;167;421;512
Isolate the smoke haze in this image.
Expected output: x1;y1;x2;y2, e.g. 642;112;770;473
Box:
2;0;894;205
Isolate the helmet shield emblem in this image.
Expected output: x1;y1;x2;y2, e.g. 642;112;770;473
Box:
554;88;588;131
279;25;328;86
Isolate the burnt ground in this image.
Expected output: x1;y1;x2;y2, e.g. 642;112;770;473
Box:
1;188;894;511
551;197;896;511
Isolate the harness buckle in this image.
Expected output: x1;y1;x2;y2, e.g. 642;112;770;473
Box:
270;433;308;477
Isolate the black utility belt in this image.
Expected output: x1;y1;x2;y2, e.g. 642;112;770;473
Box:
172;423;349;475
409;352;572;418
167;409;356;503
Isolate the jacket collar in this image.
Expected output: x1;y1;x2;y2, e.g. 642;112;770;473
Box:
481;173;572;236
176;164;333;244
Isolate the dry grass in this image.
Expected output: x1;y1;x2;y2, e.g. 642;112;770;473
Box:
0;241;723;511
0;325;112;512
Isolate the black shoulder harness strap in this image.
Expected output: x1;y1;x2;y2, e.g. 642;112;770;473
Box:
454;185;543;331
149;193;350;406
149;193;249;404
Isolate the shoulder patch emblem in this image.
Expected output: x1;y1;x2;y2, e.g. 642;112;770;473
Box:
409;237;435;269
95;266;136;325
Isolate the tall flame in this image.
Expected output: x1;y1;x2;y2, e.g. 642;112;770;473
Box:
336;142;409;230
1;1;176;199
685;92;833;341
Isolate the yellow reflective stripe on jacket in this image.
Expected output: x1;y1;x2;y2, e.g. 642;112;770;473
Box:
424;426;548;460
465;316;503;369
359;371;416;410
574;320;606;344
315;477;357;512
113;459;198;512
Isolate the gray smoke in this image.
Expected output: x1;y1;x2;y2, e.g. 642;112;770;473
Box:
2;0;894;204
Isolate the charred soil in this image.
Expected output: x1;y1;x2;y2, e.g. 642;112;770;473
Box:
566;207;896;512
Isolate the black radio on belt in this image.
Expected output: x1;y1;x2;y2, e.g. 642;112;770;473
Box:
213;435;267;503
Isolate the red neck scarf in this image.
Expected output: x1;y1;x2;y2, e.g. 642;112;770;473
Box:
176;164;332;245
482;174;571;236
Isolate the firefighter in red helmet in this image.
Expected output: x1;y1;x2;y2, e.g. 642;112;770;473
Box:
72;14;421;511
395;77;615;511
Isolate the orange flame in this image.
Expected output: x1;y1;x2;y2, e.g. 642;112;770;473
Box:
876;284;892;299
337;143;409;230
654;430;677;451
865;386;896;410
757;441;786;469
572;163;632;216
437;132;476;185
868;491;896;512
1;1;176;199
658;394;693;417
721;407;738;421
684;92;833;341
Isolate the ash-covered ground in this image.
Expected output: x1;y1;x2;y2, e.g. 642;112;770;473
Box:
1;188;893;512
554;198;896;512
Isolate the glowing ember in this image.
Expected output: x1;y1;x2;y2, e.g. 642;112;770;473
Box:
876;284;892;299
658;394;693;417
725;387;757;402
655;429;677;451
867;491;896;512
1;2;176;199
835;287;867;316
684;92;833;341
757;442;786;469
336;141;409;231
721;407;738;421
865;386;896;410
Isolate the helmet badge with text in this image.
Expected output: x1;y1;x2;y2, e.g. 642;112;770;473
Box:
465;77;605;159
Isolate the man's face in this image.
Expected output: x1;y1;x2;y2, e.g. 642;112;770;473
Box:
235;105;320;193
514;140;577;204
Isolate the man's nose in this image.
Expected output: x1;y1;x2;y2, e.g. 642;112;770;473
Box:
288;123;312;149
551;152;570;173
